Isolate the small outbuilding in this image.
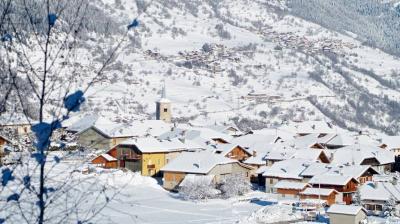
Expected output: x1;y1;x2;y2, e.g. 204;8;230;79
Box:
91;153;118;168
327;204;367;224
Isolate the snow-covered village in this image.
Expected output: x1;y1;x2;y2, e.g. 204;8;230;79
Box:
2;0;400;224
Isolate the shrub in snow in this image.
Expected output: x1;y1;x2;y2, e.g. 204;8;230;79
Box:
219;174;251;198
383;196;396;217
179;181;219;201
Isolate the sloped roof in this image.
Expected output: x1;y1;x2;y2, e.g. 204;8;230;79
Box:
214;143;251;156
290;149;327;162
300;188;338;196
331;145;395;166
160;151;237;174
308;174;358;186
100;153;117;162
230;134;279;148
326;165;379;179
281;121;337;135
300;162;332;177
273;180;309;190
327;204;366;215
262;158;311;179
359;181;400;202
119;137;186;153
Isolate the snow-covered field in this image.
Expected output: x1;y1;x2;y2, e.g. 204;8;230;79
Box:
0;152;263;224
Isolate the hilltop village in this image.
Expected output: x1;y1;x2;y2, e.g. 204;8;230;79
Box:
1;88;400;223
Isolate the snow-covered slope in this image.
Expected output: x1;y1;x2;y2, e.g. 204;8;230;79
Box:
20;0;400;134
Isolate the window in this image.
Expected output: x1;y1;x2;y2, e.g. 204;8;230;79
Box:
164;108;168;112
270;179;274;184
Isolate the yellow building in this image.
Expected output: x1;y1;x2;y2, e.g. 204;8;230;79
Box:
114;137;186;176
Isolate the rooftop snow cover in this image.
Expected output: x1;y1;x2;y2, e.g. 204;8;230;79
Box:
326;165;379;179
263;144;296;161
290;149;327;162
359;181;400;202
119;137;186;153
273;180;309;190
205;124;241;135
214;143;250;156
230;134;279;148
179;174;215;187
327;204;366;215
100;153;117;162
300;188;338;196
331;144;395;166
160;151;237;174
308;174;358;186
280;121;337;135
262;158;312;179
300;162;332;177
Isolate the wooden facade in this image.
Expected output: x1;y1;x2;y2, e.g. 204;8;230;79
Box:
300;191;338;206
91;155;118;168
310;179;358;205
223;145;251;161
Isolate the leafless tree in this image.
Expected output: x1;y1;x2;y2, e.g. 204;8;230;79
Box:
0;0;151;223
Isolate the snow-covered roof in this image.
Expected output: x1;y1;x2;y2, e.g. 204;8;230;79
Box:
214;143;250;156
263;144;296;161
300;162;332;177
262;158;311;179
290;149;327;162
179;174;215;187
119;137;186;153
100;153;117;162
359;181;400;202
308;174;358;186
273;180;309;190
66;114;100;133
327;204;366;215
300;188;338;196
205;124;241;135
324;133;355;146
230;134;279;148
326;165;379;179
160;151;238;174
331;144;395;166
280;121;337;135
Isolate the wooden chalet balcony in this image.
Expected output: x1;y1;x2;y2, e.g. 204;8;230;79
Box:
120;154;141;160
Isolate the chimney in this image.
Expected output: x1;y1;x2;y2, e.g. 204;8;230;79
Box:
252;150;257;157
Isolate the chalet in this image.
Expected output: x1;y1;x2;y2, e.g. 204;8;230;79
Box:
331;145;394;173
299;188;340;206
308;174;359;204
291;149;330;163
161;151;253;191
214;144;251;161
114;137;187;176
91;153;118;169
327;165;379;184
272;180;310;199
359;181;400;216
261;158;312;192
327;204;367;224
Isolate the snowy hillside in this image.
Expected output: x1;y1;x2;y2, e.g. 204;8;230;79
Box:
7;0;400;134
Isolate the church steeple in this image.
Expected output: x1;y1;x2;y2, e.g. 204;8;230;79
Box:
156;82;172;123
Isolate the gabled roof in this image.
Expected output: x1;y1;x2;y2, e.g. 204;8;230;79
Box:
327;204;367;215
359;181;400;202
290;149;329;162
281;121;337;135
160;151;238;174
300;162;332;177
119;137;186;153
331;145;395;166
326;165;379;179
214;143;251;156
100;153;117;162
300;188;338;196
230;134;279;148
205;124;242;135
308;174;358;186
262;158;312;180
273;180;309;190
